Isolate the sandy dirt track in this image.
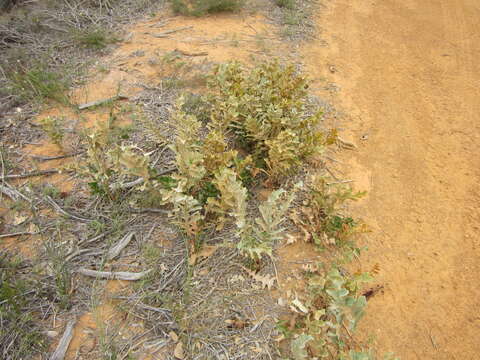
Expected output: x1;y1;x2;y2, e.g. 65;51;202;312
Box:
303;0;480;358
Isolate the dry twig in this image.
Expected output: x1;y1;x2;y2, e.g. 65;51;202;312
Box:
0;231;41;239
78;95;129;110
174;48;208;57
31;152;83;161
110;166;176;190
1;169;59;180
149;26;193;38
45;195;91;222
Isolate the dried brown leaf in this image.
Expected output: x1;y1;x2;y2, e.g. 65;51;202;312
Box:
188;245;218;266
174;341;184;359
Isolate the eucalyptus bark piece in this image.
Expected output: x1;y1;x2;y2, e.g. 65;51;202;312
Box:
107;232;136;260
78;95;129;110
49;319;76;360
0;184;31;202
77;268;152;280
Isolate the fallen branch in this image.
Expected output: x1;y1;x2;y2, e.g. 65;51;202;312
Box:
78;95;129;110
325;166;340;181
135;303;171;314
107;232;136;260
110;166;176;190
76;232;108;246
1;169;59;180
45;195;91;222
65;248;104;262
128;207;169;214
31;152;83;161
77;268;152;280
111;177;144;191
49;319;76;360
0;231;40;239
0;290;35;306
174;48;208;57
0;184;31;202
149;26;193;38
148;19;171;27
337;137;357;149
327;180;354;185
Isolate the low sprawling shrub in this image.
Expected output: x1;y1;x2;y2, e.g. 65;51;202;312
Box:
207;61;336;179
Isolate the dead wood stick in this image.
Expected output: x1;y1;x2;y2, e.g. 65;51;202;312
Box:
107;232;136;260
0;231;40;239
77;268;152;280
148;19;171;27
111;166;176;190
65;248;104;262
327;179;353;185
1;169;59;180
31;152;83;161
49;319;76;360
325;166;340;181
79;231;111;245
78;95;129;110
149;26;193;38
174;48;208;57
128;207;169;214
337;137;357;149
0;290;35;306
135;303;171;313
0;184;31;202
45;195;91;222
111;177;144;191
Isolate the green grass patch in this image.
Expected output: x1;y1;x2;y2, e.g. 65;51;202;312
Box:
8;64;69;103
74;28;118;49
171;0;243;16
275;0;295;10
0;252;47;359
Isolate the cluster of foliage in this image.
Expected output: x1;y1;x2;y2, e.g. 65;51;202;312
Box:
71;60;395;358
155;61;335;258
278;177;397;359
171;0;243;16
77;61;332;262
0;252;47;359
275;0;295;9
159;94;302;258
70;110;147;200
291;175;368;260
285;266;372;359
39;116;65;148
206;61;336;180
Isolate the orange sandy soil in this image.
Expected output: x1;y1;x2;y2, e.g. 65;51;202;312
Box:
301;0;480;358
3;0;480;358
